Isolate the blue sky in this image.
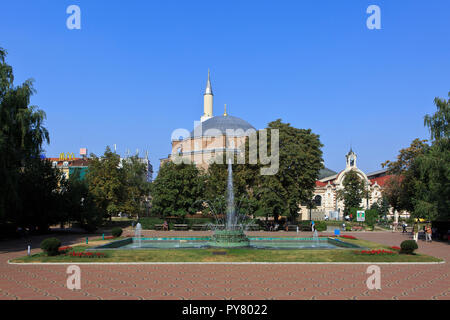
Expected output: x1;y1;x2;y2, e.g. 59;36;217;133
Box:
1;0;449;178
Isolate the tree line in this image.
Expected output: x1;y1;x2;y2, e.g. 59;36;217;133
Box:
0;48;150;236
382;92;449;222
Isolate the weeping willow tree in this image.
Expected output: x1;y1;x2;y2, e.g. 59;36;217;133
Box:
0;47;55;231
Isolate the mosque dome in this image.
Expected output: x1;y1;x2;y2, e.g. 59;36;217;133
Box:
191;115;256;138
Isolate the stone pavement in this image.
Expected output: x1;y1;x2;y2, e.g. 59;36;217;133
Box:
0;231;448;300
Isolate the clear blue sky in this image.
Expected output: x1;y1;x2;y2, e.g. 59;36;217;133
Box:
1;0;449;178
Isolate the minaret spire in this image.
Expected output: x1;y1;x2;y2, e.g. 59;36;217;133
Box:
201;69;214;122
223;104;227;116
205;69;213;95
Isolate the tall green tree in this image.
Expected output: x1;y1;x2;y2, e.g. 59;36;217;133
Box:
336;170;365;216
0;47;51;230
121;156;151;217
383;92;450;221
16;158;63;232
62;169;102;231
205;119;323;223
424;92;449;141
151;162;205;218
86;146;125;220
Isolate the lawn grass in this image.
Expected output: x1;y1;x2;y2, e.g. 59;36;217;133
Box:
11;237;442;263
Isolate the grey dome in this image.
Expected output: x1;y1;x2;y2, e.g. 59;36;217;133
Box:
191;115;256;137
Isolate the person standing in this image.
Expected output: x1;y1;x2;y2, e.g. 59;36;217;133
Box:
426;224;432;242
413;223;419;242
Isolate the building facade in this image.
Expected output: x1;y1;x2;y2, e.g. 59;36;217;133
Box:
299;149;408;221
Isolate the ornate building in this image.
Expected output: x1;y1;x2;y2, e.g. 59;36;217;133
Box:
299;149;407;221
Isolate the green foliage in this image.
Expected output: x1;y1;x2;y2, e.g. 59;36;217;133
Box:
424;92;449;141
336;170;365;215
0;47;60;232
62;169;102;232
86;147;124;220
111;227;123;238
364;209;378;227
400;240;418;255
40;238;61;256
383;93;450;221
205;120;323;223
314;221;327;231
121;156;151;217
370;196;390;220
151;162;205;218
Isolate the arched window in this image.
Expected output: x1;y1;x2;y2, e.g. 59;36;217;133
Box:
314;195;322;207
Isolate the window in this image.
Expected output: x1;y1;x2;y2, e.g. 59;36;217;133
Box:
314;195;322;207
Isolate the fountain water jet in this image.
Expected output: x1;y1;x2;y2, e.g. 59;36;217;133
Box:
134;222;142;248
208;159;250;247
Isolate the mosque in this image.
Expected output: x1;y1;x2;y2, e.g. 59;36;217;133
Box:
160;71;407;221
160;70;257;170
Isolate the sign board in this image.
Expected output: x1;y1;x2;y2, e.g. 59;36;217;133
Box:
356;210;365;222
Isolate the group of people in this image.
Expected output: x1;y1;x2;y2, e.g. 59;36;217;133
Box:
267;221;280;231
411;222;433;242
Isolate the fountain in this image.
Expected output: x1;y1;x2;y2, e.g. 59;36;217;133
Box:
313;229;319;246
208;160;250;248
134;222;142;248
93;160;362;251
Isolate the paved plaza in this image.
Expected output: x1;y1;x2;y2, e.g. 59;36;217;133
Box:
0;231;448;300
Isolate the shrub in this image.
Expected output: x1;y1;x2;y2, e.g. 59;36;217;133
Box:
111;227;123;238
40;238;62;256
365;209;378;227
314;221;327;231
400;240;418;254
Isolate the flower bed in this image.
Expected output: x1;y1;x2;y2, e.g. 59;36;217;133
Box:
355;249;396;255
390;246;401;251
340;235;357;240
65;251;106;258
58;246;73;253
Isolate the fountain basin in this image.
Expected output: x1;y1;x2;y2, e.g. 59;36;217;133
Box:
208;230;250;248
91;236;361;250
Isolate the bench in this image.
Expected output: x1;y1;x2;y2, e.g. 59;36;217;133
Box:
299;225;312;231
154;224;164;230
246;224;260;231
287;225;298;232
192;224;209;231
173;224;189;231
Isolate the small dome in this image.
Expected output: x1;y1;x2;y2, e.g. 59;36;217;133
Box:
191;115;256;137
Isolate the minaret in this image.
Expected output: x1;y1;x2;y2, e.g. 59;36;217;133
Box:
201;69;213;122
